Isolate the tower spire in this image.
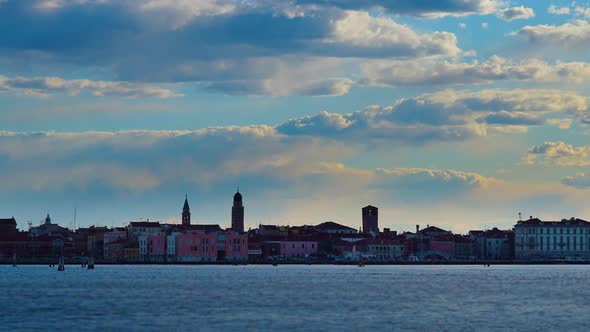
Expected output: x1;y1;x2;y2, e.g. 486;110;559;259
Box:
182;195;191;226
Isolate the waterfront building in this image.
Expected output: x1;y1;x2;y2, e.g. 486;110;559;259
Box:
0;217;17;233
175;230;248;262
314;221;357;235
256;224;288;237
280;241;318;258
483;228;513;260
106;239;126;260
128;221;163;240
182;195;191;226
231;189;244;233
166;232;181;262
515;217;590;260
124;247;140;261
453;235;474;260
364;238;404;261
362;205;378;234
103;227;127;258
29;214;69;238
148;235;167;262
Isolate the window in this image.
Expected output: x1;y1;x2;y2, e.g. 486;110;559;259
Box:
302;244;305;249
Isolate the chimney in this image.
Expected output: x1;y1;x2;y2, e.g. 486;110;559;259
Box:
416;225;419;233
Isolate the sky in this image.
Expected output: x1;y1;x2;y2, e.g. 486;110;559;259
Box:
2;0;590;233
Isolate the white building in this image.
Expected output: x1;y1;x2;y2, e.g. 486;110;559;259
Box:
515;217;590;260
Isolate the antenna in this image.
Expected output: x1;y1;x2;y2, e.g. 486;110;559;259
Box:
74;207;77;230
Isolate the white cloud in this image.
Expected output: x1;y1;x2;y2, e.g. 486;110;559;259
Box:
514;20;590;46
277;89;589;145
459;22;467;29
482;22;489;29
325;11;461;57
527;142;590;167
575;6;590;18
0;1;464;96
548;5;570;15
496;6;535;21
360;56;590;87
0;75;181;98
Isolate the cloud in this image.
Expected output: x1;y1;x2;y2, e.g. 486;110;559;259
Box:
513;20;590;47
0;128;495;204
575;7;590;18
373;168;493;199
0;75;181;98
526;142;590;167
478;111;544;126
548;5;570;15
0;1;461;97
323;11;460;57
562;173;590;189
294;0;501;17
204;78;353;97
496;6;534;21
277;89;589;145
360;56;590;87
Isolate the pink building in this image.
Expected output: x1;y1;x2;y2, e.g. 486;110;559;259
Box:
175;231;218;262
224;232;248;261
280;241;318;258
430;238;455;258
148;235;166;261
175;230;248;262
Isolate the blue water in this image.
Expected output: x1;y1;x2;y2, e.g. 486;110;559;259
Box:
0;265;588;331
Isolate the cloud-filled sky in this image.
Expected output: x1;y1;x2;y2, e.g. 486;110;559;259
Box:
2;0;590;232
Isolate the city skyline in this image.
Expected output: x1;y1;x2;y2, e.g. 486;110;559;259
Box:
2;0;590;232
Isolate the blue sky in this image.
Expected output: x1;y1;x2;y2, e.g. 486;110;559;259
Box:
2;0;590;232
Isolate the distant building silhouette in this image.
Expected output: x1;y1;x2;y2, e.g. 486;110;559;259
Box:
231;188;244;233
0;217;17;233
362;205;378;233
182;195;191;226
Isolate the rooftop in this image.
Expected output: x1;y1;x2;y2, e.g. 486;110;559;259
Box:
516;217;590;226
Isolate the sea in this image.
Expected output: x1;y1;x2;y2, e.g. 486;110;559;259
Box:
0;264;587;331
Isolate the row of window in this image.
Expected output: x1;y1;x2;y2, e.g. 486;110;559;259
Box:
282;243;316;249
518;236;587;251
520;228;588;235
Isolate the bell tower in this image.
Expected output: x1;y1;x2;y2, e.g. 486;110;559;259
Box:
182;195;191;226
231;187;244;233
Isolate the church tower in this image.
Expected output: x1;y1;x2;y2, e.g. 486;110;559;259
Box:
231;188;244;233
182;195;191;226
